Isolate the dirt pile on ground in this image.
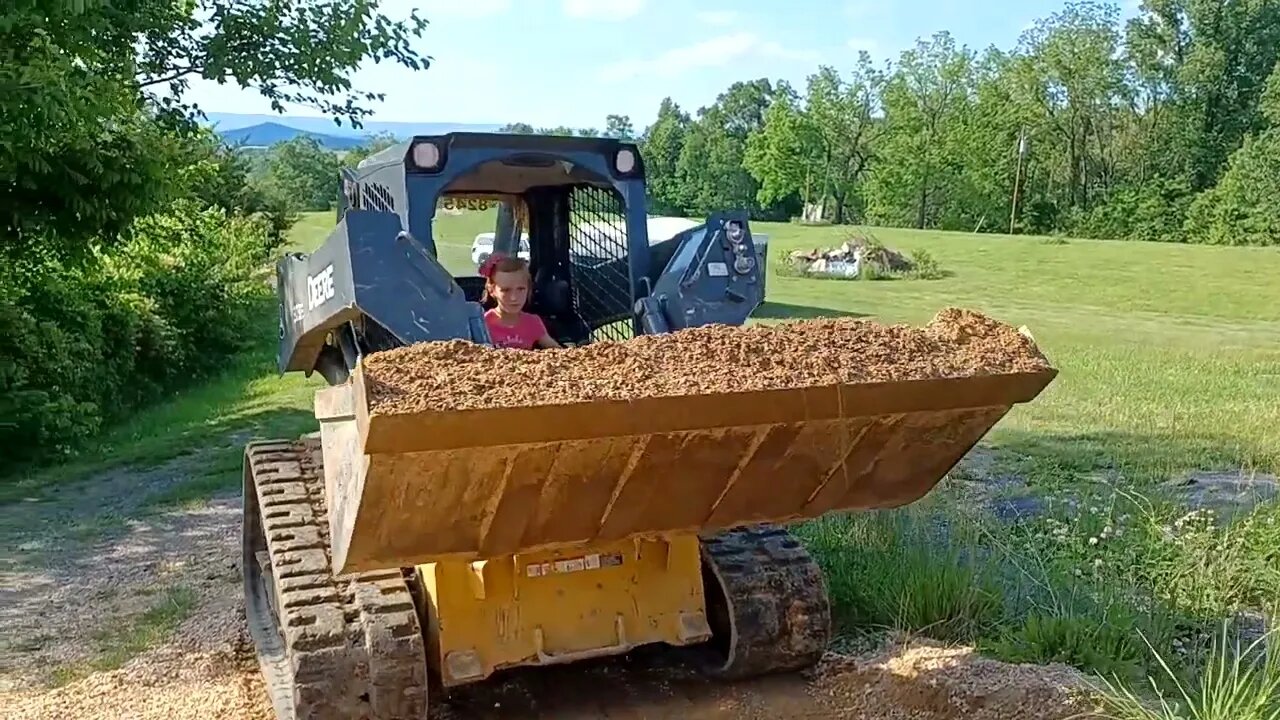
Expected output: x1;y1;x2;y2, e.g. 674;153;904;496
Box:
805;637;1102;719
5;645;270;720
363;308;1052;415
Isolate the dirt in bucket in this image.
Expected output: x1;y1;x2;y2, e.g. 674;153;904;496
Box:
361;308;1053;416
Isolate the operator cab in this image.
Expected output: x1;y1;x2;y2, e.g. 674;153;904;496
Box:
289;131;763;383
425;147;646;347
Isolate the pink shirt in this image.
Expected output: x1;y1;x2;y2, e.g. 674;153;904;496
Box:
484;309;548;349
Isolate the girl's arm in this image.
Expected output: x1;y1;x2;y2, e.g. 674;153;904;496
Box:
530;315;562;348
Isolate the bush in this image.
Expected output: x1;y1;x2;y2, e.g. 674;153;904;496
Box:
0;202;281;466
1183;130;1280;247
1070;178;1196;243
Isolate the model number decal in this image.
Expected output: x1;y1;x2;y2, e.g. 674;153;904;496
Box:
525;552;623;578
307;264;335;310
440;196;495;211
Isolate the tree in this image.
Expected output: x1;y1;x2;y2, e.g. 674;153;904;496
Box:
949;48;1026;233
257;137;343;212
604;114;635;139
0;0;431;261
1183;61;1280;246
743;93;820;209
640;99;692;214
676;79;791;219
1126;0;1280;190
135;0;430;127
863;31;976;229
0;0;434;466
341;132;402;169
803;57;885;222
1013;2;1129;218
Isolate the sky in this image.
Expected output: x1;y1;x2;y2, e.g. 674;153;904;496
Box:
186;0;1142;131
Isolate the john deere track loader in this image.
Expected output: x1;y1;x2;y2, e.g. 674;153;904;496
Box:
242;131;1056;719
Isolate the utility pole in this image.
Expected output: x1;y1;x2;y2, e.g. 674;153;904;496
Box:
1010;126;1028;235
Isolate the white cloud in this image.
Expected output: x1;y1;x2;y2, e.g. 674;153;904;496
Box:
598;32;753;81
846;37;880;54
411;0;512;19
761;40;819;63
562;0;645;21
597;32;816;82
695;10;740;26
843;1;877;20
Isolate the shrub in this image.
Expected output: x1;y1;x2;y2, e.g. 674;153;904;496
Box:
1183;130;1280;247
0;202;281;466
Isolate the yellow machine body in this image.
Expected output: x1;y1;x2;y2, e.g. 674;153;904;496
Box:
415;534;709;687
303;363;1057;685
316;365;1055;575
246;336;1057;719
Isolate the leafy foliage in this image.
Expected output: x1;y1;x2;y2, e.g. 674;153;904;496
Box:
0;0;432;468
0;202;279;461
255;136;344;212
495;0;1280;246
1183;64;1280;246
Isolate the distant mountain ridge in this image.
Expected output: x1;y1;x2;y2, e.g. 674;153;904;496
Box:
205;112;504;150
217;122;367;150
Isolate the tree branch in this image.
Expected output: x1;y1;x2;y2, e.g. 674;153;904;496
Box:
139;66;204;88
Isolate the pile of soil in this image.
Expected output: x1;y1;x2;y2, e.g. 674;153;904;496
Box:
362;308;1052;415
806;637;1102;719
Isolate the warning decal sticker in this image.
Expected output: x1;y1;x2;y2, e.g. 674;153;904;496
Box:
525;552;623;578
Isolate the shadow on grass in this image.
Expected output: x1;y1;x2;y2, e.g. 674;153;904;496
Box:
0;372;320;506
982;427;1279;488
751;301;870;321
784;423;1279;694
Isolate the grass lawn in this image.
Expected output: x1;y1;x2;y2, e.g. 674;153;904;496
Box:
762;222;1280;482
6;208;1278;712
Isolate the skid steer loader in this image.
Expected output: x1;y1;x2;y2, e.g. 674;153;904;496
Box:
242;131;1056;719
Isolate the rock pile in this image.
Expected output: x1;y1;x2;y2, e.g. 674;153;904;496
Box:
787;234;914;278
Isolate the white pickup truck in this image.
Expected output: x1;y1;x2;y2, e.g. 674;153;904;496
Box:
470;232;530;266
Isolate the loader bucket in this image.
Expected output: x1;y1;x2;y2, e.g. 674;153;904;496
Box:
319;316;1056;574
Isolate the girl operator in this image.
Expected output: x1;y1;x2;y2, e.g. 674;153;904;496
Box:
480;255;562;350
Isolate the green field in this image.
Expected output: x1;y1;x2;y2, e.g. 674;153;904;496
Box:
299;207;1280;484
8;210;1278;710
13;208;1278;492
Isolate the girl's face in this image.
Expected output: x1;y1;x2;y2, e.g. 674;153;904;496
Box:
490;269;529;313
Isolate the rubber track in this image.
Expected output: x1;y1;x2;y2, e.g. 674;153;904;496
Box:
243;437;428;720
698;524;831;679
